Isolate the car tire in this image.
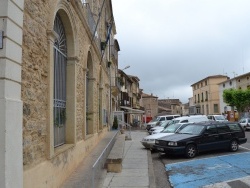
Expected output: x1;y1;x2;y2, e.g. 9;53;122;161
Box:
185;144;197;158
229;140;238;152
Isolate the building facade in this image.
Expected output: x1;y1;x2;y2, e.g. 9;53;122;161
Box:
158;99;182;115
191;75;229;115
0;0;119;187
141;93;158;119
219;72;250;120
117;70;144;125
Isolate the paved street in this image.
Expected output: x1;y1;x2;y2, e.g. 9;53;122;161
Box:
151;131;250;188
166;152;250;188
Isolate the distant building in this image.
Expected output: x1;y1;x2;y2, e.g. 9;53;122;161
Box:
219;72;250;120
190;75;229;115
158;99;182;115
180;103;190;116
141;93;158;118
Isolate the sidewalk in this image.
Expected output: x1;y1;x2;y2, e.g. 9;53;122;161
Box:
102;130;156;188
61;130;118;188
61;129;154;188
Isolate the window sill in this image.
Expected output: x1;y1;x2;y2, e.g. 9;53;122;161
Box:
54;144;74;157
85;134;94;140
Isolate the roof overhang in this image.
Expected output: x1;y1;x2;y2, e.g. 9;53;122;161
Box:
120;106;145;114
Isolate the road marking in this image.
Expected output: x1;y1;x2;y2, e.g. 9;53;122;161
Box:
239;146;250;151
207;164;232;170
166;150;250;166
165;152;250;188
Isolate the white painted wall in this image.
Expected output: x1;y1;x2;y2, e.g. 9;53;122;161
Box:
0;0;24;187
219;78;236;114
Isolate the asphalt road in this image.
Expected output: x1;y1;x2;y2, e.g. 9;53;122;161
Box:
151;131;250;188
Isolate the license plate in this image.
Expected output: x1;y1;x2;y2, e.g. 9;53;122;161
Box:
157;147;164;151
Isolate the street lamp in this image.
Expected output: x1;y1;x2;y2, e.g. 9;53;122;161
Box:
121;65;130;71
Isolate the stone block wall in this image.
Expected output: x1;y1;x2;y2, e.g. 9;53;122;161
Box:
22;0;112;187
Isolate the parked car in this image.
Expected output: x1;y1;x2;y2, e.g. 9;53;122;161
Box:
154;122;247;158
141;123;189;150
207;114;228;122
150;115;208;134
171;115;209;124
148;120;171;135
238;118;250;130
146;115;180;131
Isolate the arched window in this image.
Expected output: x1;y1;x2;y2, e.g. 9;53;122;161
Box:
53;14;67;147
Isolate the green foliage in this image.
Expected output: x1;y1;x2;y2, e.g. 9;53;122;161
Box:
112;116;118;129
223;88;250;112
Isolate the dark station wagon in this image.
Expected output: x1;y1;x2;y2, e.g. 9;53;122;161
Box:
154;122;247;158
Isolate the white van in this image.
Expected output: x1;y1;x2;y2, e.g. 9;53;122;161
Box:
146;114;180;131
207;115;228;122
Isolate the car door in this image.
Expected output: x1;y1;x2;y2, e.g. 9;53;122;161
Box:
198;125;219;152
216;124;232;148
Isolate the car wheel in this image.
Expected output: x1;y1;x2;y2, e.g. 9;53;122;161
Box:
185;144;197;158
230;140;238;152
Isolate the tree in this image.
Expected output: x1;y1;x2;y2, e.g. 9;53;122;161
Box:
223;88;250;113
112;116;118;129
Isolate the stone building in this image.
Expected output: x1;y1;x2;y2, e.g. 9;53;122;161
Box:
0;0;119;187
141;93;158;119
158;99;182;115
117;70;144;125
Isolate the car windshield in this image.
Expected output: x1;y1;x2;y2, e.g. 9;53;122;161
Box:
149;117;158;122
178;124;205;135
214;115;226;120
160;121;170;127
171;119;180;124
161;123;182;133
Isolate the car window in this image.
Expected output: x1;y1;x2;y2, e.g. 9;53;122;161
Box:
160;117;165;121
204;125;217;134
172;119;180;124
160;121;170;127
166;116;173;120
241;119;246;123
162;123;182;133
215;115;226;121
180;120;188;123
227;123;242;132
179;125;205;135
156;117;161;121
217;124;230;133
149;117;158;122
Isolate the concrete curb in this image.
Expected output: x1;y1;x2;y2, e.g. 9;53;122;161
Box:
148;150;156;188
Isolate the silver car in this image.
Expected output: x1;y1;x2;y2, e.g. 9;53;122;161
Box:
239;118;250;130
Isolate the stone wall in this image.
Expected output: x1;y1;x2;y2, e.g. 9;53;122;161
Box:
22;0;111;186
22;0;50;168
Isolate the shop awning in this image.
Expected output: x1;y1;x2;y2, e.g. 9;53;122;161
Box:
120;106;145;114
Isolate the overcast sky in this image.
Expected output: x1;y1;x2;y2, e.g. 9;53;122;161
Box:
112;0;250;103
